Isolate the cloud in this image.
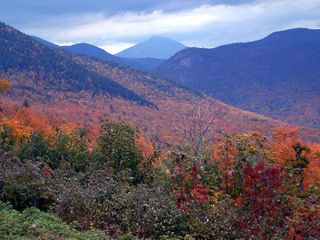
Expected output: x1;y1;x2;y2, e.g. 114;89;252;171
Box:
3;0;320;53
0;0;254;19
99;42;135;54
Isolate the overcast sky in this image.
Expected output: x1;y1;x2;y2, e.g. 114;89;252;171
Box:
1;0;320;53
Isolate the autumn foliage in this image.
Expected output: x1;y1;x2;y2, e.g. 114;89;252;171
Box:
0;106;320;239
0;79;10;94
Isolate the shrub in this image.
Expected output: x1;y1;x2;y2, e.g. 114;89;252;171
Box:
0;125;15;153
0;153;56;211
53;168;190;239
0;202;107;240
94;120;143;183
18;128;90;171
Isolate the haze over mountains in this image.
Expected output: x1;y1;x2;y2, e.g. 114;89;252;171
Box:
33;35;186;62
116;36;186;59
32;36;167;72
154;28;320;129
1;22;296;144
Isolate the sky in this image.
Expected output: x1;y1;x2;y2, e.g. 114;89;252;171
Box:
1;0;320;54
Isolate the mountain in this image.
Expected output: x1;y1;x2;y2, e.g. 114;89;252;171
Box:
62;43;165;71
120;57;165;71
1;22;319;144
32;37;164;71
116;36;186;59
31;36;60;48
0;22;150;106
154;28;320;128
62;43;118;62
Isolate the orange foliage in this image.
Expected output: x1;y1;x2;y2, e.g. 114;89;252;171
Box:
268;126;300;167
14;108;54;136
135;135;155;165
305;144;320;186
211;136;237;191
268;126;320;188
0;79;10;94
0;108;55;140
0;117;33;139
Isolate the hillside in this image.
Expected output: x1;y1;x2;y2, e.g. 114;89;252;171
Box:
0;22;150;106
70;54;320;143
31;35;60;48
116;36;186;59
1;22;319;144
154;28;320;129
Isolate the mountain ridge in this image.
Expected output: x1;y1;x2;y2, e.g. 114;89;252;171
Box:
116;36;186;59
32;37;165;71
154;28;320;128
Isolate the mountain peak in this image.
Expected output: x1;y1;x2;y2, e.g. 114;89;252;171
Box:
61;43;116;59
116;36;186;59
147;36;176;41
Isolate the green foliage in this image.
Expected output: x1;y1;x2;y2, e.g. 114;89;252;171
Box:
49;128;90;172
18;128;90;171
18;132;50;163
291;142;310;193
232;133;268;197
0;202;107;240
0;125;15;153
65;129;90;172
94;120;142;182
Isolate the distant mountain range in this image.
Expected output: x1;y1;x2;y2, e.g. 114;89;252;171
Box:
1;22;302;144
116;36;186;59
154;28;320;128
32;37;165;72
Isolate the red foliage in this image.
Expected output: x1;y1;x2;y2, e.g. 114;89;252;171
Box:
211;136;237;192
234;197;244;207
190;184;208;202
287;227;303;240
42;165;54;177
243;162;283;216
173;165;208;211
237;161;289;238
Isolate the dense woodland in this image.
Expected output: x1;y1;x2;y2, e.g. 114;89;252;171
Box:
0;80;319;239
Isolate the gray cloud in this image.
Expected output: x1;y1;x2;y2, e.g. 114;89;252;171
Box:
1;0;319;53
0;0;254;29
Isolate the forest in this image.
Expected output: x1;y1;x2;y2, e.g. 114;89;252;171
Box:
0;80;319;239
